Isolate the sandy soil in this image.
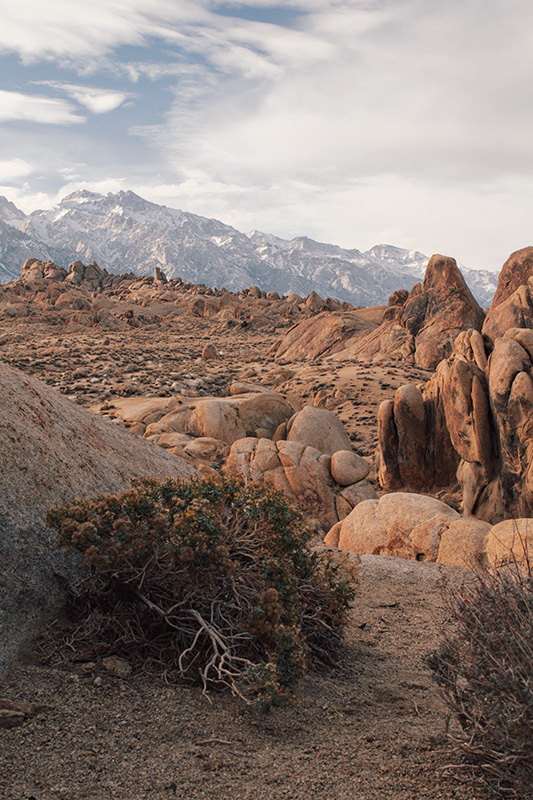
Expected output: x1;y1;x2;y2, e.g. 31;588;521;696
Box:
0;310;481;799
0;556;487;800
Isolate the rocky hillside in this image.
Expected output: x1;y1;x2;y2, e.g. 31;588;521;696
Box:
0;189;498;306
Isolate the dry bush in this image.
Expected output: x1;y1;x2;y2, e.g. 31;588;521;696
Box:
427;552;533;797
47;475;357;708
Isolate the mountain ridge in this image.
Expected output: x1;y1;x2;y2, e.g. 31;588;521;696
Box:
0;189;498;306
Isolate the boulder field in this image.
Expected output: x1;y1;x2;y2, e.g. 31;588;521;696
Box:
0;258;371;337
3;245;533;681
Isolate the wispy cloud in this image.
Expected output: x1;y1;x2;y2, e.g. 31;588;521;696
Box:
0;0;206;64
36;82;134;114
0;90;84;124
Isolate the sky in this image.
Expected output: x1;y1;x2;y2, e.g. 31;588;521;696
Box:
0;0;532;271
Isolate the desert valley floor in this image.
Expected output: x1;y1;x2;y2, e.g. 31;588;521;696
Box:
0;303;489;800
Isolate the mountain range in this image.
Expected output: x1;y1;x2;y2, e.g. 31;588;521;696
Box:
0;189;498;306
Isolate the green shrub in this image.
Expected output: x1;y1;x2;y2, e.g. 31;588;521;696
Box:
427;559;533;796
48;474;357;708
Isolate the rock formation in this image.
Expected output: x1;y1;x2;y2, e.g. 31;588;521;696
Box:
274;310;380;363
0;362;194;679
0;259;367;335
93;393;374;529
93;388;295;445
377;247;533;522
324;492;493;568
482;247;533;341
335;255;485;369
224;439;375;529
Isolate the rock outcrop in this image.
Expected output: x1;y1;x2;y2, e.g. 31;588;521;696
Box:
94;390;295;446
325;492;492;567
274;310;380;363
0;362;195;678
377;247;533;522
337;255;485;369
482;247;533;342
224;438;376;529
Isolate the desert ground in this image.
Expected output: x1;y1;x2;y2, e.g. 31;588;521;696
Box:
0;266;502;799
0;306;486;799
1;554;485;800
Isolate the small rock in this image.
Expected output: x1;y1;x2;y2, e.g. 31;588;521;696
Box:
0;699;42;729
102;656;132;678
202;344;217;360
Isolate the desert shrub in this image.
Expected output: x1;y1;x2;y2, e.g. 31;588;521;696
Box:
427;559;533;797
47;474;357;708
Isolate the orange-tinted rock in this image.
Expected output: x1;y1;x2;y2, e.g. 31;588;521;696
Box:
224;437;339;528
488;246;533;310
437;518;491;568
408;255;485;368
286;405;353;455
329;493;459;561
275;311;377;363
486;519;533;569
482;247;533;341
393;384;427;487
346;255;485;369
330;450;369;486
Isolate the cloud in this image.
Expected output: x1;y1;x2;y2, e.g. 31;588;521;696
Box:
150;0;533;249
1;0;532;274
0;158;33;181
165;0;533;184
0;0;207;64
36;82;133;114
0;90;84;124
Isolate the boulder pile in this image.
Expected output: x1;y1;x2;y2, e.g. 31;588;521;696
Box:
377;247;533;522
324;492;532;570
94;394;376;530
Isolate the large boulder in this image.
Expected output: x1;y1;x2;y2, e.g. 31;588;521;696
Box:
486;519;533;570
275;310;378;363
0;362;195;679
378;361;462;494
329;493;459;560
436;518;492;568
285;405;353;455
330;450;370;486
324;492;498;566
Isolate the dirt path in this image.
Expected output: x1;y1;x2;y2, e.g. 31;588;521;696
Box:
0;555;485;800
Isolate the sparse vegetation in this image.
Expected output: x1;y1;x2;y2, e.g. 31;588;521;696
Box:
427;556;533;797
47;474;357;709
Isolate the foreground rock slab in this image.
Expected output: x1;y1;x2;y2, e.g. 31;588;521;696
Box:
0;362;194;679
